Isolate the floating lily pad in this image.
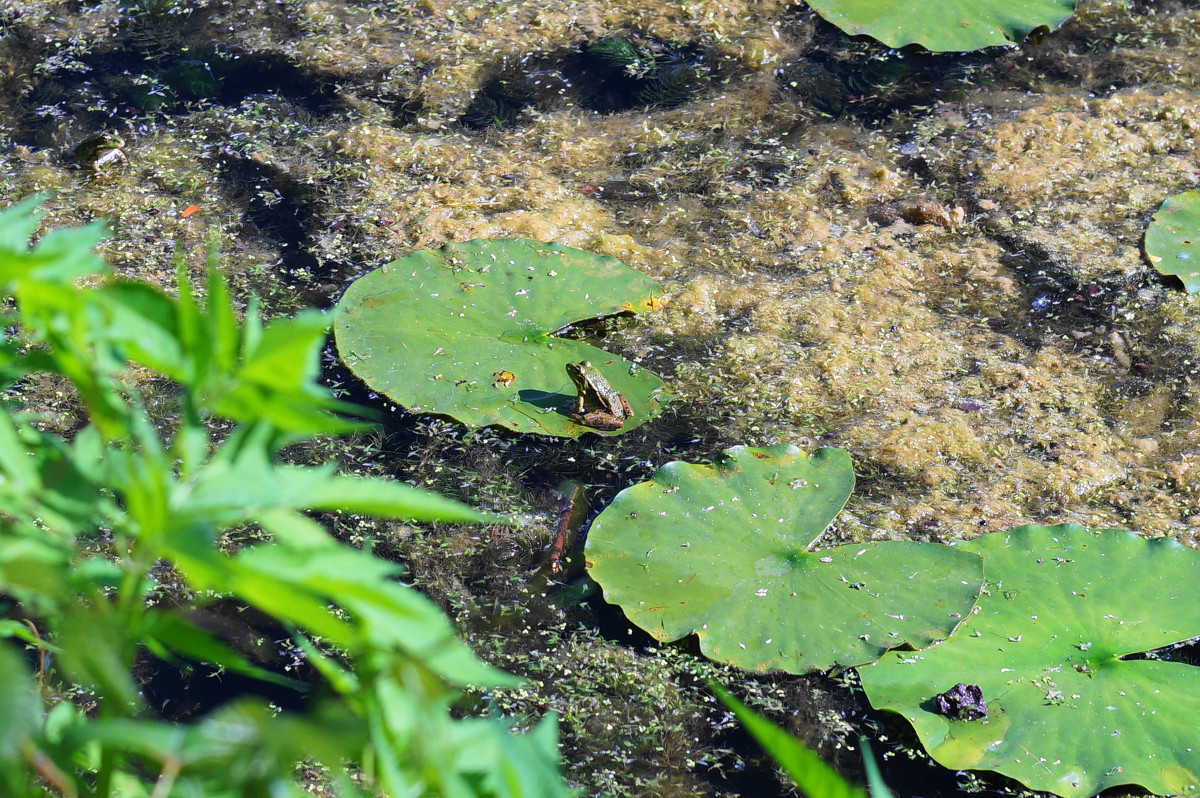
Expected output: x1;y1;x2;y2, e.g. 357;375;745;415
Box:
859;524;1200;798
333;239;670;437
585;445;983;673
806;0;1076;52
1145;189;1200;292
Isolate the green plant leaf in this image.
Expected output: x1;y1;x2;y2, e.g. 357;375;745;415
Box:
142;610;307;691
585;445;983;672
102;268;364;441
179;453;487;526
0;201;570;797
860;737;896;798
235;544;519;689
55;602;142;707
444;714;571;798
0;197;109;291
1145;189;1200;292
0;642;39;762
859;524;1200;798
713;681;868;798
805;0;1076;51
99;281;185;379
333;238;670;437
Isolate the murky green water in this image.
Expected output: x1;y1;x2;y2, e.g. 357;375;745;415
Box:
6;0;1200;795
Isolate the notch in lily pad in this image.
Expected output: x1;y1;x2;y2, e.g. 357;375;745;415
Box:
333;238;671;438
585;445;984;673
1145;189;1200;292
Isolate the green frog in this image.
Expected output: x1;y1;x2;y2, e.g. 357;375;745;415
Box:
72;132;127;174
566;361;634;430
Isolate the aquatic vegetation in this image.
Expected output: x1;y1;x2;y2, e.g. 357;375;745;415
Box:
583;35;707;111
333;238;670;438
587;441;1200;797
1145;189;1200;292
0;200;567;796
585;445;984;672
806;0;1077;52
861;524;1200;798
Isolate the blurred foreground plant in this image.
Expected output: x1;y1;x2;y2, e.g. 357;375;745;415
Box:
0;197;567;797
713;683;893;798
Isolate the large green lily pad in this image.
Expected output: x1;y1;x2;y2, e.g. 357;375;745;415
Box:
333;239;670;437
585;445;983;673
1145;190;1200;292
806;0;1076;52
859;524;1200;798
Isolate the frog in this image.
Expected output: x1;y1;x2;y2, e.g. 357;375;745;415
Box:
566;360;634;431
72;132;127;174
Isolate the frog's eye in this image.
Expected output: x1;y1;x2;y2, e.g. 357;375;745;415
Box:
580;360;592;367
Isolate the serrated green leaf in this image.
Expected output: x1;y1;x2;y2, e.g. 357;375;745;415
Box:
806;0;1076;51
859;524;1200;798
586;445;983;672
334;238;670;437
1145;189;1200;292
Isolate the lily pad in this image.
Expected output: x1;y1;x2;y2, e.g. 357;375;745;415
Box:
585;445;983;673
859;524;1200;798
333;239;670;437
1145;189;1200;292
805;0;1076;52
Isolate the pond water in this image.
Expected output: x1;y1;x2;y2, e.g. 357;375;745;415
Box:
5;0;1200;795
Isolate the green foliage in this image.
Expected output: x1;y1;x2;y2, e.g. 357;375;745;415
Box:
333;238;670;437
1145;189;1200;292
805;0;1077;52
713;683;870;798
713;683;897;798
0;198;568;797
859;524;1200;798
585;445;983;672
